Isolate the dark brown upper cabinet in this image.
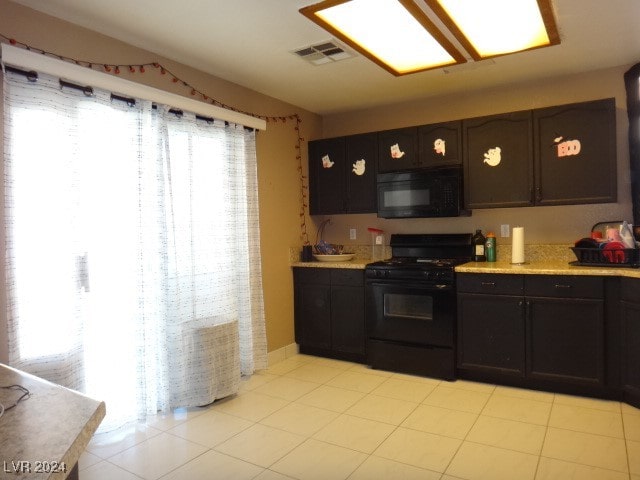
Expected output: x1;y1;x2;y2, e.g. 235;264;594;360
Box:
418;121;463;169
309;136;345;215
378;122;462;173
308;133;377;215
533;98;617;206
378;127;418;172
463;110;534;209
310;98;617;214
346;133;378;213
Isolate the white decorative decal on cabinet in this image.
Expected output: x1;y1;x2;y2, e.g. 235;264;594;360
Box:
390;143;405;158
483;147;502;167
352;159;366;176
322;154;334;168
434;138;446;156
553;136;582;157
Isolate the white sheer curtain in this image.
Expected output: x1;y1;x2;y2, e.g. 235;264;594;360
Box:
3;70;267;431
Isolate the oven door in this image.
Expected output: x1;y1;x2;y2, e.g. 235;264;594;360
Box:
366;280;455;348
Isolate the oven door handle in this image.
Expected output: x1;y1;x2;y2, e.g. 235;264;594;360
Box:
366;281;453;292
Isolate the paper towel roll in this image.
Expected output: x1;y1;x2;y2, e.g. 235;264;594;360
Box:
511;227;525;264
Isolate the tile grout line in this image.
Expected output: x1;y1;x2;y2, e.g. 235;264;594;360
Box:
540;394;632;477
155;449;213;480
290;359;385;480
532;390;556;480
622;400;633;480
437;381;495;478
246;358;380;479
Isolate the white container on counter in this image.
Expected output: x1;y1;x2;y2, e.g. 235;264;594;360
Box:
369;227;385;261
511;226;525;264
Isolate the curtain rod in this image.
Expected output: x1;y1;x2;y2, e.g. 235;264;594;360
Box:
5;65;37;81
1;44;266;131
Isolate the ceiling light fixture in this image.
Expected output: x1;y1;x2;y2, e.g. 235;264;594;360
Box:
300;0;560;75
299;0;467;76
425;0;560;60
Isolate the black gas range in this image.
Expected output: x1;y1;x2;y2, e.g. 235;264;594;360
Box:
365;233;473;380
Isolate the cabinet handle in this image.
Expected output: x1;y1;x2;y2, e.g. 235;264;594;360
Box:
554;284;572;289
481;282;496;287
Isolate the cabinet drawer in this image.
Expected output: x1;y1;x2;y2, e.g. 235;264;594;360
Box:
622;277;640;302
331;269;364;286
457;273;524;295
525;275;603;299
294;267;331;285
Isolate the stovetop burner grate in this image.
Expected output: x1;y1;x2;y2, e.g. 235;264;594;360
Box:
368;256;468;269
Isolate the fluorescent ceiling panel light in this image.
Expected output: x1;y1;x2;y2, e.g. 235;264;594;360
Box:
300;0;467;76
426;0;560;60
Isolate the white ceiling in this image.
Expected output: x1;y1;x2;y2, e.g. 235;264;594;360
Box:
9;0;640;115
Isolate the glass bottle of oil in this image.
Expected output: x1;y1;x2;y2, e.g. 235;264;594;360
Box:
472;229;486;262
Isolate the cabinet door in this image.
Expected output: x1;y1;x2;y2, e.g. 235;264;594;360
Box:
457;293;525;376
463;111;534;209
622;300;640;404
621;278;640;405
533;98;616;205
309;137;346;214
294;268;332;351
418;121;462;168
378;127;418;172
345;133;377;213
298;283;332;350
331;285;365;356
526;296;604;386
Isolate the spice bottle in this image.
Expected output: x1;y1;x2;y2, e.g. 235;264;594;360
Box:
486;232;496;262
472;229;486;262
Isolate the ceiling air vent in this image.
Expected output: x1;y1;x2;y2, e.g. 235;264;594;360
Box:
292;40;355;65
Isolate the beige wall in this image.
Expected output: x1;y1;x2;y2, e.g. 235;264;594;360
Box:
0;0;322;361
315;66;633;249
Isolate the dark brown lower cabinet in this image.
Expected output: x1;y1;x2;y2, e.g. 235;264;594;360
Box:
457;273;607;393
296;274;331;351
293;267;365;362
457;293;525;376
526;296;604;386
622;277;640;407
330;283;365;357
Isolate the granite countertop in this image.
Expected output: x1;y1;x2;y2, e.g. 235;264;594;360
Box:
289;244;640;277
290;245;385;270
291;259;370;269
292;259;640;277
0;363;106;479
456;260;640;278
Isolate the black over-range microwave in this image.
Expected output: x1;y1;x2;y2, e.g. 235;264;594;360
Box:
376;166;466;218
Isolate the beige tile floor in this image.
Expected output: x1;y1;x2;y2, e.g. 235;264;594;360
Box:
79;354;640;480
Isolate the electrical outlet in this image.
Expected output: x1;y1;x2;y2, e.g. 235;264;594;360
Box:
349;228;357;240
500;224;510;237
